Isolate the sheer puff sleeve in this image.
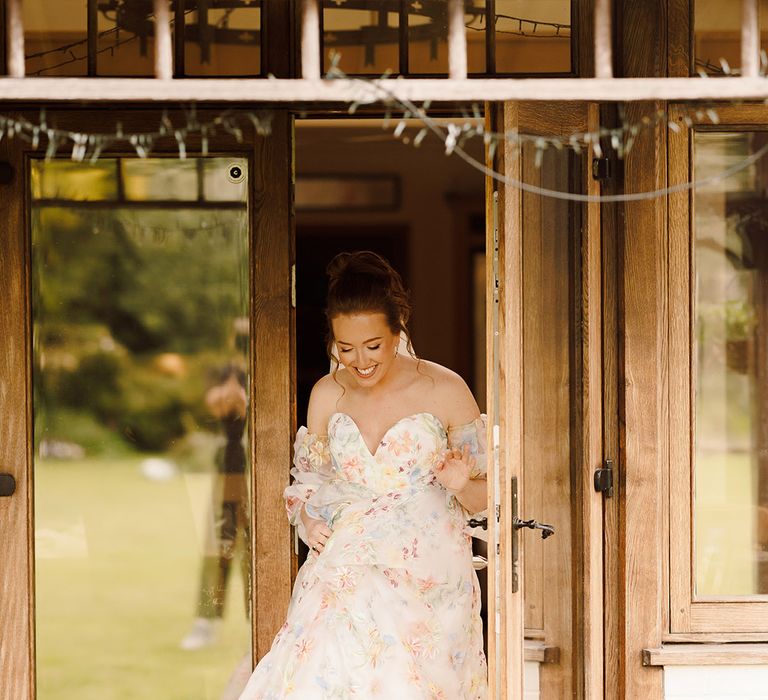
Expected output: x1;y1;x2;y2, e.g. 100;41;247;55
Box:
447;414;489;538
284;427;333;544
447;413;488;482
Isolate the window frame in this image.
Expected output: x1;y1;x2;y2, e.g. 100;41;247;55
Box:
668;102;768;638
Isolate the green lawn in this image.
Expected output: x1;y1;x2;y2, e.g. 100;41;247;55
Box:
35;457;251;700
695;451;759;596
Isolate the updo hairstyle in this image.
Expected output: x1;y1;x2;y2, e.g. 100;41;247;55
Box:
325;251;414;369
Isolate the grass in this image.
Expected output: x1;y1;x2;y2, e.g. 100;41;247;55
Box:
695;451;759;596
35;457;251;700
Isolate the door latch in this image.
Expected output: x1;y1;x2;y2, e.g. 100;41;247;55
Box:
594;458;614;498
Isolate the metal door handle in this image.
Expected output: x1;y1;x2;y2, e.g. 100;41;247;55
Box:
0;473;16;497
514;517;555;539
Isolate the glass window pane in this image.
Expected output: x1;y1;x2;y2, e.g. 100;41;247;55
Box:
408;1;448;74
323;2;399;75
695;0;768;75
495;0;571;74
407;0;486;75
185;4;261;77
97;1;172;77
23;0;88;77
122;159;200;201
694;131;768;596
32;158;251;699
204;158;249;202
31;160;119;201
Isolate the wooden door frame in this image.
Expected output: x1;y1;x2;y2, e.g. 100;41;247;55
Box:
487;100;604;700
0;108;295;696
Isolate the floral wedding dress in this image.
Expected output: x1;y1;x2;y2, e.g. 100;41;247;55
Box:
238;411;488;699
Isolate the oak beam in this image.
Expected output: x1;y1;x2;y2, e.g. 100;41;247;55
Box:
448;0;468;80
742;0;760;78
300;0;321;81
3;76;768;103
5;0;23;78
154;0;173;81
595;0;613;78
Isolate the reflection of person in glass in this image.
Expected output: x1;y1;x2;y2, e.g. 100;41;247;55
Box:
180;364;250;650
237;251;488;697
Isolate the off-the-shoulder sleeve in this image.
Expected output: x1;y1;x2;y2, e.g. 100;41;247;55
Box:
447;413;488;480
284;427;333;542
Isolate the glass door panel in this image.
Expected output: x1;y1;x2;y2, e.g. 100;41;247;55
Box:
694;131;768;597
31;156;251;700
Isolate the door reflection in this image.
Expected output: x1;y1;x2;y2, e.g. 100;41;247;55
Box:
32;157;251;700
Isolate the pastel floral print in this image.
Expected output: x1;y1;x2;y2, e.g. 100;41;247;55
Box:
238;413;488;700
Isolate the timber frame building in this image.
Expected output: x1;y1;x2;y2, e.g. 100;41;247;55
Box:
3;1;768;699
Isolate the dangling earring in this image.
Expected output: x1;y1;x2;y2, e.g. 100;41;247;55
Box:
394;345;399;358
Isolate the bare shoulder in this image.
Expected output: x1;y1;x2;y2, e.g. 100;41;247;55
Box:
417;360;480;427
306;373;345;436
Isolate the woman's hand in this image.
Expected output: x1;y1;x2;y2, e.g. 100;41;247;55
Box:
433;444;475;495
300;505;332;557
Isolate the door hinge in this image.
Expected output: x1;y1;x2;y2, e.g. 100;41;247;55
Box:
594;458;614;498
592;156;612;182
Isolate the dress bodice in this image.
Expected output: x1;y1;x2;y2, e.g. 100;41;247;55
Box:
327;412;446;493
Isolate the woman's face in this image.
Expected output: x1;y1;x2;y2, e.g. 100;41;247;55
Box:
331;312;399;388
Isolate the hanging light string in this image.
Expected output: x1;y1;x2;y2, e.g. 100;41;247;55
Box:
327;62;768;203
465;13;571;38
0;108;272;162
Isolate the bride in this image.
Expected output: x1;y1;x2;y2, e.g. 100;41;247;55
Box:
238;250;488;699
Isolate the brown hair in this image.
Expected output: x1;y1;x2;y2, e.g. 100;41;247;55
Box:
325;251;414;371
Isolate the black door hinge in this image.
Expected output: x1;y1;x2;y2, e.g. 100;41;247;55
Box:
592;157;612;182
594;458;614;498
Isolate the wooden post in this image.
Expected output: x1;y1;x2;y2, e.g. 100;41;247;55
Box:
6;0;24;78
154;0;173;80
742;0;760;77
595;0;613;79
301;0;321;80
448;0;467;80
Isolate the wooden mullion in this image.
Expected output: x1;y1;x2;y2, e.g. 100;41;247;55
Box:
485;0;495;75
668;102;691;636
600;102;623;700
87;0;98;77
0;130;32;700
399;0;409;76
174;0;185;78
580;102;605;700
250;109;295;660
262;0;294;78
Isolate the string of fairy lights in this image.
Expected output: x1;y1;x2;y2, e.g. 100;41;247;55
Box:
2;54;768;201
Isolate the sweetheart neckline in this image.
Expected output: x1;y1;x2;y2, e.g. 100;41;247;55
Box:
329;411;447;458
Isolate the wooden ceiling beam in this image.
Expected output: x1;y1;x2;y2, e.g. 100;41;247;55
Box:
2;76;768;103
